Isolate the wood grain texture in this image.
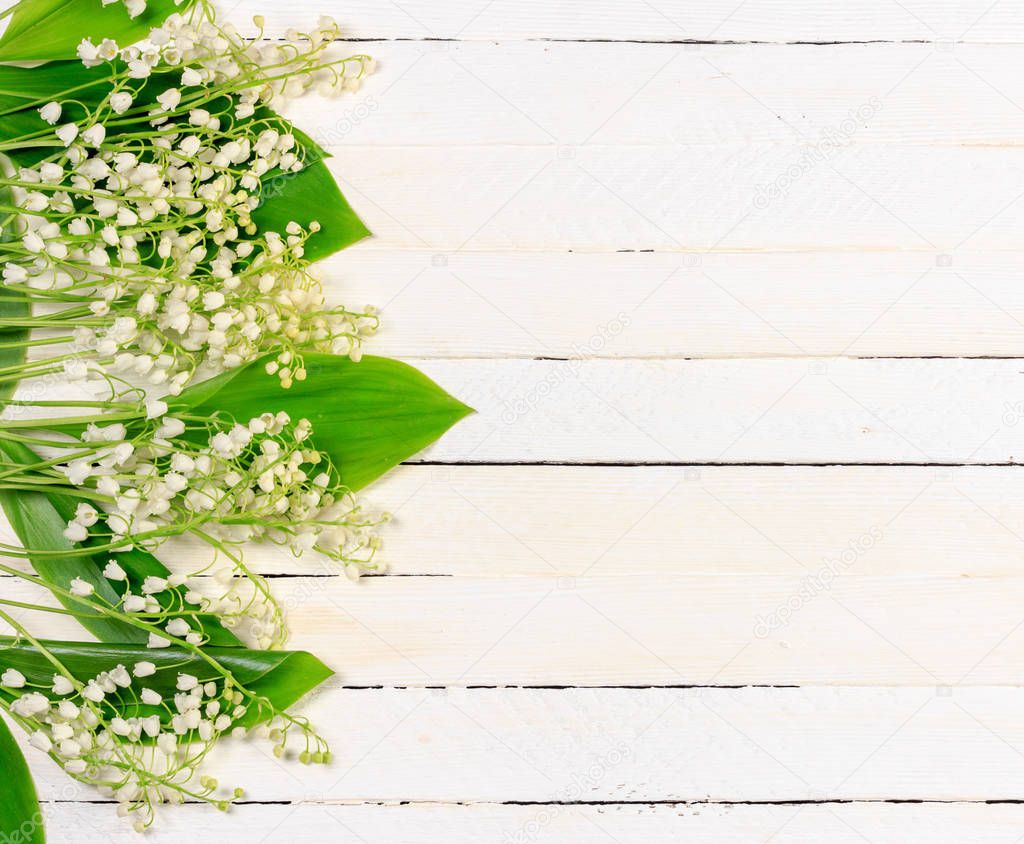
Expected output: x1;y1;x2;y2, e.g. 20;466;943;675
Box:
320;144;1024;251
4;570;1024;685
23;687;1024;802
407;358;1024;465
30;358;1024;464
43;800;1024;843
143;464;1024;578
285;42;1024;147
327;250;1024;359
12;0;1024;837
236;0;1024;43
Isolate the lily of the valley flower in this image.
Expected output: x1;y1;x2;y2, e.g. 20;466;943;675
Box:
0;5;378;396
0;0;378;831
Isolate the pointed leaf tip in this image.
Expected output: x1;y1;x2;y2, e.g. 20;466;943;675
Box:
0;638;331;731
250;158;371;262
174;353;472;490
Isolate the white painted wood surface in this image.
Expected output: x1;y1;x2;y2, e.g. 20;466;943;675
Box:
26;686;1024;801
46;801;1024;843
332;250;1024;359
15;0;1024;839
233;0;1024;42
410;357;1024;464
318;144;1024;251
162;464;1024;577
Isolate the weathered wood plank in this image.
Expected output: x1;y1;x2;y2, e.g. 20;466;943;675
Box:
41;800;1024;843
235;0;1024;43
324;250;1024;359
4;572;1024;684
284;42;1024;147
320;145;1024;251
19;358;1024;464
149;464;1024;578
21;687;1024;802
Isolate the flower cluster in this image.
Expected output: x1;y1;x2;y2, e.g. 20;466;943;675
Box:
27;402;385;648
0;0;397;831
57;408;387;570
0;653;324;830
1;5;378;394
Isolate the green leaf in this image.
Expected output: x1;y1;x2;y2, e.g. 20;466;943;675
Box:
0;638;331;727
0;62;369;257
240;107;370;260
174;354;473;491
0;160;232;646
0;714;44;844
0;440;241;646
0;447;136;643
0;287;28;405
0;61;111;112
0;161;28;403
0;56;368;258
251;158;371;262
0;0;192;62
0;63;159;166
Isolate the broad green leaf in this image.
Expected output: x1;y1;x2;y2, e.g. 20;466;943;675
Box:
174;353;473;491
0;446;135;643
0;440;241;646
239;108;371;261
0;0;191;62
0;638;331;727
2;158;210;646
0;63;153;166
0;59;368;257
0;281;28;406
0;60;114;112
0;162;27;403
0;715;44;844
251;158;370;262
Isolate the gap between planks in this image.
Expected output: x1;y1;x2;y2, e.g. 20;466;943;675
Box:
7;463;1024;579
222;0;1024;44
42;799;1024;843
37;797;1024;805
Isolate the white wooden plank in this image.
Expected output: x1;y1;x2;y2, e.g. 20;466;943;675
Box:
321;144;1024;251
407;358;1024;464
326;250;1024;358
15;358;1024;464
235;0;1024;43
40;800;1024;843
250;574;1024;684
5;571;1024;684
27;249;1024;359
22;687;1024;801
287;42;1024;147
145;465;1024;578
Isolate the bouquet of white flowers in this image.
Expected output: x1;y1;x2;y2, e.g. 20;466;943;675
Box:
0;0;470;835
